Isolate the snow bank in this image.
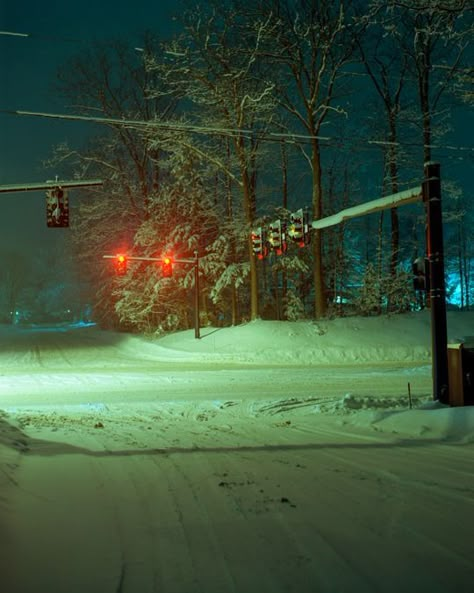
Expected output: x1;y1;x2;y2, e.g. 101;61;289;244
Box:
148;310;474;365
330;395;474;442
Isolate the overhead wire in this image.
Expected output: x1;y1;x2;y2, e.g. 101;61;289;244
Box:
1;30;472;157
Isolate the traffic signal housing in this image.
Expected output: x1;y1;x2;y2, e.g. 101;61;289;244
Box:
268;220;285;255
412;257;429;291
114;254;127;276
46;187;69;227
287;208;307;247
251;227;266;259
162;256;173;277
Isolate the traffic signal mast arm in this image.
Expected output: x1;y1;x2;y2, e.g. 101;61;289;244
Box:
104;252;201;339
102;255;196;264
311;187;422;230
0;179;103;193
0;179;104;229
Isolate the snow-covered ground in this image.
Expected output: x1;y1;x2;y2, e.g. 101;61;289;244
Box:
1;311;473;593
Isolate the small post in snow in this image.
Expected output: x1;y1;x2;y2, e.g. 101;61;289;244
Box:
194;251;200;340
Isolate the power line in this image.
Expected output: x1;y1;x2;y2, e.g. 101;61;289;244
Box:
0;30;88;44
3;109;472;155
0;31;29;38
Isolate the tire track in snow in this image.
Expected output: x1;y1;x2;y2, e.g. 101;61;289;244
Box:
77;432;163;593
159;454;238;593
285;428;474;589
201;444;383;593
165;449;294;593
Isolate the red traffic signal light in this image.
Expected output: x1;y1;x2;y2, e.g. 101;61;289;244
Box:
114;254;127;275
162;256;173;277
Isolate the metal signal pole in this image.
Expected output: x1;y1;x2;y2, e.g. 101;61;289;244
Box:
312;163;451;405
423;162;449;404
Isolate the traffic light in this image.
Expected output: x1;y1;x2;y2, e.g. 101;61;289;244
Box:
288;208;307;247
46;187;69;227
251;227;266;259
412;257;429;291
268;220;285;255
114;254;127;276
162;256;173;277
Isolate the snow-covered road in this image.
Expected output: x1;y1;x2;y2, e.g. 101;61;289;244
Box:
0;323;432;407
1;320;473;593
4;406;474;593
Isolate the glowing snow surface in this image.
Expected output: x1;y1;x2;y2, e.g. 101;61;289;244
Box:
1;313;474;593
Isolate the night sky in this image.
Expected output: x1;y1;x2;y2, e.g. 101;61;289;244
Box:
0;0;177;254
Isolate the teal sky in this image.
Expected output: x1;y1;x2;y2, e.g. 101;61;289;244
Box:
0;0;178;253
0;1;472;257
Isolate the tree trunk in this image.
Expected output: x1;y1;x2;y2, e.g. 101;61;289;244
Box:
281;140;288;318
240;158;259;321
388;113;400;278
377;210;384;314
311;138;326;319
225;140;239;325
419;44;432;163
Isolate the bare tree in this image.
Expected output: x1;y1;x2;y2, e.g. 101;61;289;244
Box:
55;35;176;209
255;0;358;318
370;0;472;162
380;0;471;12
356;16;410;278
49;37;179;326
444;185;473;310
452;65;474;106
151;1;278;320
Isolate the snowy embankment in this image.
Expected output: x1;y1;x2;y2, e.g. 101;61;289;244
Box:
1;310;473;442
0;310;473;445
140;310;474;443
150;310;470;365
